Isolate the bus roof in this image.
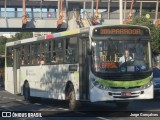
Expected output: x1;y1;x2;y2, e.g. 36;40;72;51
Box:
6;25;150;47
6;27;89;47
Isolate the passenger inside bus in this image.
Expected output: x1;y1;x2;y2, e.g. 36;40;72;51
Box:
51;52;57;63
51;56;57;63
39;54;45;64
21;56;24;65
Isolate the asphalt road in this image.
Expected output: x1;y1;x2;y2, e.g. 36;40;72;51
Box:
0;87;160;120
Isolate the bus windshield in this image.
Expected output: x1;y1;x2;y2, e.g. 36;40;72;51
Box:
92;39;150;73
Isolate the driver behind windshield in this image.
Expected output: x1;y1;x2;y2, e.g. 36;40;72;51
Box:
119;49;133;64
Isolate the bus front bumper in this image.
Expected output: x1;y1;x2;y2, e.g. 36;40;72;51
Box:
90;84;153;102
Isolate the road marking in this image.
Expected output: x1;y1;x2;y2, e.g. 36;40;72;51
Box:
24;102;29;104
1;105;7;107
1;105;12;110
97;117;110;120
57;108;69;111
16;99;22;101
9;98;14;99
34;103;42;105
38;109;46;111
1;107;12;111
106;112;123;117
74;111;86;115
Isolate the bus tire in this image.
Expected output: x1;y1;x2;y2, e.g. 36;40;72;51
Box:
68;90;78;110
116;102;129;109
23;82;31;101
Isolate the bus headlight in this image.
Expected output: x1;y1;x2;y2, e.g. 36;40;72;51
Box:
91;78;110;90
140;81;152;89
93;81;99;87
98;84;104;89
104;86;110;90
98;84;111;90
91;78;96;82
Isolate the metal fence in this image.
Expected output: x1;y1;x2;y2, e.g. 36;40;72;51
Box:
0;11;57;18
0;11;159;20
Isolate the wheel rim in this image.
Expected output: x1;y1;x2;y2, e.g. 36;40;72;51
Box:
69;91;76;110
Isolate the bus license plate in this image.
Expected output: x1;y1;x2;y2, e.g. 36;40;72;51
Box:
121;92;131;96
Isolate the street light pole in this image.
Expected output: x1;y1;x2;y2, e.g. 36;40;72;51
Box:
119;0;123;24
40;0;42;19
4;0;7;19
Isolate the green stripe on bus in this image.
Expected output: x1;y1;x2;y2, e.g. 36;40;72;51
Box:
74;71;79;81
97;77;151;89
61;29;80;36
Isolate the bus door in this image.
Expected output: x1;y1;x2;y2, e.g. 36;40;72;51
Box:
13;47;21;94
79;37;89;100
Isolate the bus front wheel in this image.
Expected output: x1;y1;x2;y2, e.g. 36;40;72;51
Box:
116;102;129;109
23;82;30;101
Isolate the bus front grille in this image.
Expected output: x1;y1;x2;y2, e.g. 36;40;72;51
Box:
108;91;143;98
113;96;138;98
110;86;141;89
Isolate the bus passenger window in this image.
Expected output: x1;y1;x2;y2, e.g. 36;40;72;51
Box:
51;56;57;63
40;54;45;64
100;51;108;62
65;49;74;63
6;47;13;67
56;52;64;63
21;56;24;65
37;55;40;64
51;52;57;63
65;37;78;63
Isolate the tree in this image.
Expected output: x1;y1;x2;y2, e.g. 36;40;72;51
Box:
130;16;160;55
0;32;33;55
14;32;33;40
0;36;7;54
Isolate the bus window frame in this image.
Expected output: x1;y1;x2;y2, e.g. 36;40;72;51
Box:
6;46;13;67
6;34;81;67
30;42;41;65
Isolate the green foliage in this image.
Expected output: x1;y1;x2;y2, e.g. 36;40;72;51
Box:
130;16;160;55
14;32;33;40
0;36;7;54
0;32;33;55
130;16;154;29
151;27;160;55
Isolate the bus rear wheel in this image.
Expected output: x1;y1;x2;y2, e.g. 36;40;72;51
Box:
116;102;129;109
23;82;31;101
69;90;78;110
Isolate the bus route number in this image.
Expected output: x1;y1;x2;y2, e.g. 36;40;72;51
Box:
100;28;142;35
101;62;118;69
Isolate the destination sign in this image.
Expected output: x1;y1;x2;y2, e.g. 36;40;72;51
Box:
100;28;142;35
93;26;150;36
95;62;118;69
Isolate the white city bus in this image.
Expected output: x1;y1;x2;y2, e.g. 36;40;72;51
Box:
5;25;153;110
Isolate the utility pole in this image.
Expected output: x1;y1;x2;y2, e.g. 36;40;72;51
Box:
40;0;42;19
4;0;7;19
119;0;123;24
